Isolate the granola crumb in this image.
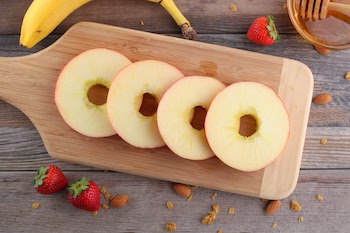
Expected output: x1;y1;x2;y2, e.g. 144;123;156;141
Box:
212;204;219;213
92;211;98;216
298;216;304;222
290;200;302;212
260;198;269;203
110;195;116;201
316;194;324;201
345;71;350;80
100;187;107;194
272;223;277;228
103;192;111;201
31;202;40;209
190;185;198;189
283;3;288;9
228;207;235;214
217;229;223;233
230;4;237;12
320;138;328;145
140;20;144;26
166;201;174;209
186;194;193;202
211;192;217;201
201;211;217;224
101;203;109;209
164;222;176;231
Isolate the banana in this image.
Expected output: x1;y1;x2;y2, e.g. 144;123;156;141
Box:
147;0;197;40
20;0;92;48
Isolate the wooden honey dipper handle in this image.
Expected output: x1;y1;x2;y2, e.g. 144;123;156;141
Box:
328;2;350;14
297;0;350;19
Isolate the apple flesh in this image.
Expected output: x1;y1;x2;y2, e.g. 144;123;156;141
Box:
157;76;226;160
55;48;132;137
205;81;290;172
107;60;185;148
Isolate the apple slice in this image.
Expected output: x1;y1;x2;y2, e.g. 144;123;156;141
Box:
55;48;131;137
157;76;226;160
107;60;185;148
205;81;290;172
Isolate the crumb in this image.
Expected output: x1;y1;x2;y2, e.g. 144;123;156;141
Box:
186;194;193;202
101;203;109;209
260;198;269;203
211;192;217;201
272;223;277;228
164;222;176;231
320;138;327;145
140;20;144;26
228;207;235;214
201;211;217;224
283;3;288;9
92;211;98;216
298;216;304;222
217;230;223;233
166;201;174;209
190;185;198;189
100;187;107;194
212;204;219;213
290;200;302;212
31;202;40;209
316;194;324;201
345;71;350;80
230;4;237;12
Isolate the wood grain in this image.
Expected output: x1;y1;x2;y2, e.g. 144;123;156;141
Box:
0;170;349;233
0;0;295;35
0;22;313;199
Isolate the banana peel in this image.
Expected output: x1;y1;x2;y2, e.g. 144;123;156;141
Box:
20;0;196;49
147;0;197;40
20;0;92;49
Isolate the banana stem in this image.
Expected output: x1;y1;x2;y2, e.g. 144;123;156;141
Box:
148;0;197;40
160;0;189;27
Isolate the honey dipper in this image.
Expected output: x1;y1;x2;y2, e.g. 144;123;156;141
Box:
295;0;350;20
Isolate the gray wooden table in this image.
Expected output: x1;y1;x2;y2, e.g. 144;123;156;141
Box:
1;0;350;232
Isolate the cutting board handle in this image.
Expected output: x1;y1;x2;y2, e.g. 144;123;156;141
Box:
0;55;37;111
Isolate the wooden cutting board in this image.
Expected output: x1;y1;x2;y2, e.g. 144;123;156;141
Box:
0;22;313;200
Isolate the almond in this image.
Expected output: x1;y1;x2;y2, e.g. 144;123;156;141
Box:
313;93;332;105
314;45;330;55
265;200;281;215
110;194;128;208
172;183;191;197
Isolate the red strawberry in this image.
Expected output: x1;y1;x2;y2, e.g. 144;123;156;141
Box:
68;176;100;212
247;15;279;46
33;165;68;194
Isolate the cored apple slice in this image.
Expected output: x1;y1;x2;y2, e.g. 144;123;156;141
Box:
55;48;131;137
157;76;226;160
107;60;185;148
205;81;290;172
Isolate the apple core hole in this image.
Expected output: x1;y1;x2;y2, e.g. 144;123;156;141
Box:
87;84;109;105
239;114;257;137
190;106;207;130
139;93;158;116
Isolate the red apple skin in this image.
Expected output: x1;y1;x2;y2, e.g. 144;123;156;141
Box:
157;76;226;161
204;81;290;172
55;48;131;137
106;60;185;149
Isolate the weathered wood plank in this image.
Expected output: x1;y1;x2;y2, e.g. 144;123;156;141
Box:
0;170;348;233
0;126;349;170
0;0;295;35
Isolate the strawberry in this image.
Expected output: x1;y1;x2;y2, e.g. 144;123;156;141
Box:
68;176;100;212
247;15;279;46
33;165;68;194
